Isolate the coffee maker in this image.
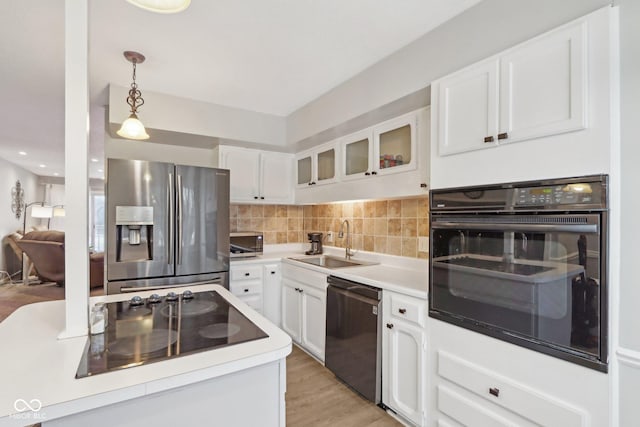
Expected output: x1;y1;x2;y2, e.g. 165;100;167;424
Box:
305;232;323;255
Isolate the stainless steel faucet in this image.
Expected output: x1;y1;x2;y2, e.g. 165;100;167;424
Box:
338;219;355;260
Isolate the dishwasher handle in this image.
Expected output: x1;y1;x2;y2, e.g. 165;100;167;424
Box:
327;275;381;301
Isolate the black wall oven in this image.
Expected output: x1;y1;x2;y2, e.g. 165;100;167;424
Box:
429;175;608;371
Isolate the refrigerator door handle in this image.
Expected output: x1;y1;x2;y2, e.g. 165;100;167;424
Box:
167;172;174;264
177;173;183;265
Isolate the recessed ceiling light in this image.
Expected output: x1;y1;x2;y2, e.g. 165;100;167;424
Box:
18;151;27;156
91;158;98;163
39;164;46;168
98;169;104;173
53;173;59;176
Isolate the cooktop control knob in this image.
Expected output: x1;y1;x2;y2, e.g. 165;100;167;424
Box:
166;291;179;302
129;295;144;306
182;290;194;300
148;294;161;304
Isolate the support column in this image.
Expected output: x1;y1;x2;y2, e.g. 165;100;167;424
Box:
60;0;89;339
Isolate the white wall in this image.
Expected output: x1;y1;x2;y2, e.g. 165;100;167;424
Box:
0;157;43;274
616;0;640;424
286;0;611;144
105;136;218;167
109;85;287;148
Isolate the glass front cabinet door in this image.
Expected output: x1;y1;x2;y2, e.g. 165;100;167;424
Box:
296;141;338;188
373;112;417;176
340;111;418;181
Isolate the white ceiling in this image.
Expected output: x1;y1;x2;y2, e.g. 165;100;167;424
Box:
0;0;480;179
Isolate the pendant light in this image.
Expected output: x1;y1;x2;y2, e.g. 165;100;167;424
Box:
116;51;150;140
126;0;191;14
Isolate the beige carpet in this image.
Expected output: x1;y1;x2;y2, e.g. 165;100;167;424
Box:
0;282;103;322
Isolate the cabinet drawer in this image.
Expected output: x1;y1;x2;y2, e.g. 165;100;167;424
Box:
282;262;327;291
231;265;263;281
230;279;262;296
389;293;426;327
438;351;586;427
437;385;515;427
237;294;262;312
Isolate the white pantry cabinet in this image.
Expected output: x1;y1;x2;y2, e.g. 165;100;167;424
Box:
214;145;294;204
281;263;327;362
435;18;587;157
382;290;427;427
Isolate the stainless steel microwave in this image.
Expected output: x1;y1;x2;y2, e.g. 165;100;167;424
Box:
230;232;263;258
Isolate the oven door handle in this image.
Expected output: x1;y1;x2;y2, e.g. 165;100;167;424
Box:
432;222;598;234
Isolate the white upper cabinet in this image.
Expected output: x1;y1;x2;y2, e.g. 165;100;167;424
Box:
340;111;419;181
499;22;587;144
215;146;294;204
295;140;338;188
373;112;419;176
437;58;500;156
434;18;587;157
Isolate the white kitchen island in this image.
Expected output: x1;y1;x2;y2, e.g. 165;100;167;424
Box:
0;285;292;427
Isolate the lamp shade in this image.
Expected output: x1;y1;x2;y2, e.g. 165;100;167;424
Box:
126;0;191;13
31;205;53;218
116;113;150;140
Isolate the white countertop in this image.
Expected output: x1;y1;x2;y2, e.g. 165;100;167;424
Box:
0;285;291;426
232;244;429;299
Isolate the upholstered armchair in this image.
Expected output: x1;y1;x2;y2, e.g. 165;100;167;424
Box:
16;230;104;288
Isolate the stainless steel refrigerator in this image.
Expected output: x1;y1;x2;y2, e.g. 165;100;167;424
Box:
106;158;230;294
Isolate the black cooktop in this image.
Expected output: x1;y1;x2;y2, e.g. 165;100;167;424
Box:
76;290;268;378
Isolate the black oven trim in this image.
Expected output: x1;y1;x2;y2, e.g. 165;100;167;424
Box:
429;174;609;372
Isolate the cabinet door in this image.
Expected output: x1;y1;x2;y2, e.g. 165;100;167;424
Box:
315;144;337;185
437;58;499;156
262;263;281;326
220;147;260;202
341;129;373;181
301;284;326;361
383;319;425;426
281;279;302;342
260;152;293;203
499;21;586;144
296;152;313;188
373;112;418;175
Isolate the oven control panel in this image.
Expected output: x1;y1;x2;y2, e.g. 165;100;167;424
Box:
515;183;596;207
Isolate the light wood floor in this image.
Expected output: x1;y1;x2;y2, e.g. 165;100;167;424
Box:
286;345;403;427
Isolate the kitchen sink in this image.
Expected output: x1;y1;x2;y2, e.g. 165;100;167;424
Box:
289;255;377;269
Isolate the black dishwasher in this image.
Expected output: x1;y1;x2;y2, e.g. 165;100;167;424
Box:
325;275;382;404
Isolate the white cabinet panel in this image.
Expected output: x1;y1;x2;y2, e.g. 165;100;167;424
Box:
216;146;293;204
262;263;281;327
382;291;426;426
301;284;326;361
220;147;261;202
499;21;587;144
260;152;294;203
281;279;302;343
437;58;499;156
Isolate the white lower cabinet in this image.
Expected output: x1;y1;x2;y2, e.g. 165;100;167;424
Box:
229;260;282;319
382;290;427;427
229;264;264;313
262;263;282;327
281;263;327;362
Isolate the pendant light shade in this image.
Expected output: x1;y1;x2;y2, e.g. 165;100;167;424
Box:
117;113;150;140
118;51;150;141
126;0;191;14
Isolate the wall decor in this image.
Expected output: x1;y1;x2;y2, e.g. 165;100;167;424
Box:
11;180;24;219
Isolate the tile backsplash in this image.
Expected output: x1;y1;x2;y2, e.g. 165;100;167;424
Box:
231;196;429;259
